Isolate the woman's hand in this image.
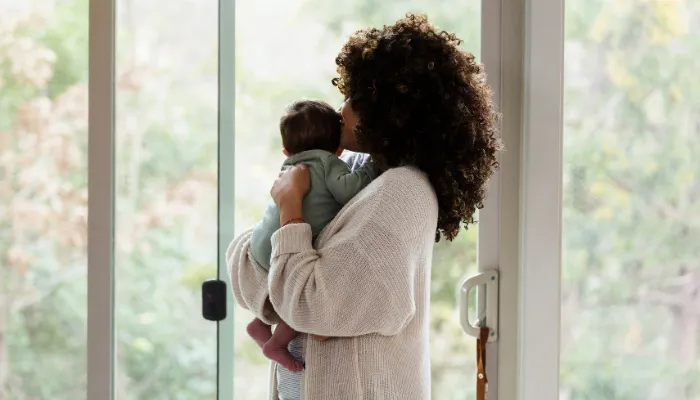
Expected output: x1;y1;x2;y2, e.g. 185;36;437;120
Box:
271;164;310;225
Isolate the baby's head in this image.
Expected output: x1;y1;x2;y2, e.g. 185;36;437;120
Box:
280;100;342;156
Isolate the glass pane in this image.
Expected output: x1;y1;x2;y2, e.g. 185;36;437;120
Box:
562;1;700;399
0;0;88;398
114;0;219;397
233;2;480;399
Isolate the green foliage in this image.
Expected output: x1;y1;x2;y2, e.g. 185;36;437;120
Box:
40;0;89;97
561;1;700;398
3;0;699;399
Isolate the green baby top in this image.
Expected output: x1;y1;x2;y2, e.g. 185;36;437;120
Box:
250;149;377;270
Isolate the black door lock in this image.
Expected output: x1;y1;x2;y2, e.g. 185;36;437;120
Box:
202;279;227;321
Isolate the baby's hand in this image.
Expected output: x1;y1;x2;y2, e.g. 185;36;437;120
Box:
311;335;330;342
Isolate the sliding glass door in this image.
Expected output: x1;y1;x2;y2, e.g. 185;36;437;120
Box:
112;0;220;397
86;0;225;398
3;0;518;398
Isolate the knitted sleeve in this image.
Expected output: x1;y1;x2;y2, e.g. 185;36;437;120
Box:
267;219;418;337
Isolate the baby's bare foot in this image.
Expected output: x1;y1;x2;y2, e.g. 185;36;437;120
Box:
263;342;304;372
247;319;272;349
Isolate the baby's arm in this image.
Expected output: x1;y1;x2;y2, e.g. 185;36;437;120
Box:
323;156;377;204
249;199;280;271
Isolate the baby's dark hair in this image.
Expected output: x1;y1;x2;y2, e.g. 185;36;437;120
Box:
280;100;341;154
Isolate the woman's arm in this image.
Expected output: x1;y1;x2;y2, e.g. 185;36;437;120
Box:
226;229;280;325
267;163;417;337
267;221;416;337
226;163;311;325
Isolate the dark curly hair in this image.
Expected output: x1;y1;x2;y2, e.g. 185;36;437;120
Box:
332;13;502;242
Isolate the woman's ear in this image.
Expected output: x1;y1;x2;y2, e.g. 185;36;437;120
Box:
283;148;291;157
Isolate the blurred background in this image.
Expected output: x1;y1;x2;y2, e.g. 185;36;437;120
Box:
0;0;698;399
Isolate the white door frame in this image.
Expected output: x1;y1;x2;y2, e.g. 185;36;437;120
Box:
519;0;565;398
479;0;565;399
479;0;527;398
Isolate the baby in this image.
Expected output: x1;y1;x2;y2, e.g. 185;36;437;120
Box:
247;100;377;371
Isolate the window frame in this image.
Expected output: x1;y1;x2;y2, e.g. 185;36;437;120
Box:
518;0;565;397
84;0;567;397
87;0;116;398
479;0;565;398
478;0;527;397
216;0;236;398
478;0;508;396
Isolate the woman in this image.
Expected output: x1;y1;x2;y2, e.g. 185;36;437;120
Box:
227;14;501;400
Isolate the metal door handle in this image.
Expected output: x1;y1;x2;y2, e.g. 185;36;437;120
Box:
460;270;499;342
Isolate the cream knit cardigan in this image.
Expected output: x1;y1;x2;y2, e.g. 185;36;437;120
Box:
226;166;438;399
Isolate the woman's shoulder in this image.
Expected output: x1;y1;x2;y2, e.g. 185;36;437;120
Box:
369;166;438;219
320;165;437;248
376;166;434;196
342;166;438;254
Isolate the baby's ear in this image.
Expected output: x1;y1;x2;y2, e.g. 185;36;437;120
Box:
335;147;343;156
283;148;291;157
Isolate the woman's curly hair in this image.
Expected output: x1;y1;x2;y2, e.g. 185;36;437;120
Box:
333;13;502;242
